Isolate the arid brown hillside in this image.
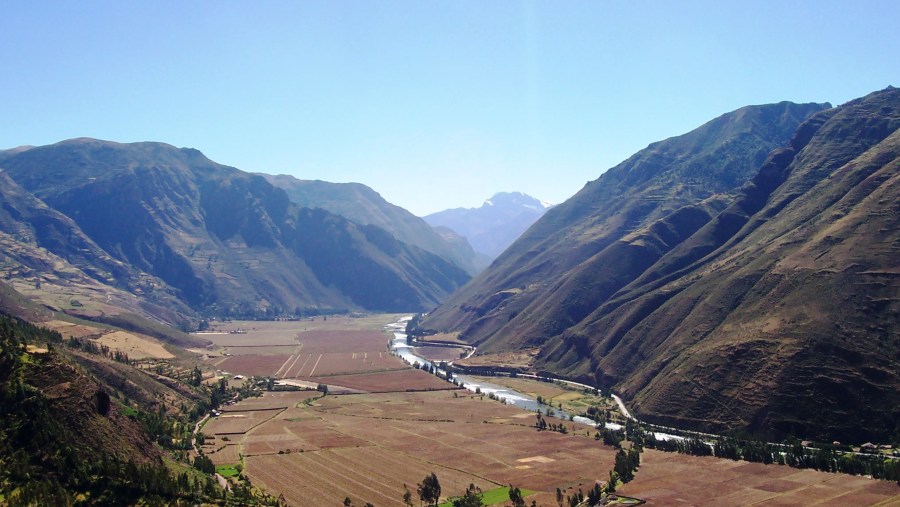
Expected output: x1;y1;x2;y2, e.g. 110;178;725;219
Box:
542;87;900;443
423;101;828;346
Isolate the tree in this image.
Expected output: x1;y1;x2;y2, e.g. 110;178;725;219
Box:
508;485;525;507
587;482;603;505
452;483;483;507
343;496;353;506
418;472;441;506
402;483;413;507
606;470;618;494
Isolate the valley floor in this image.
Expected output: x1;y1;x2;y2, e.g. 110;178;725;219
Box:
195;314;900;506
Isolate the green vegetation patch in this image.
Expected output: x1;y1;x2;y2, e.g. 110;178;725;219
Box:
438;485;536;507
215;464;241;478
121;405;139;418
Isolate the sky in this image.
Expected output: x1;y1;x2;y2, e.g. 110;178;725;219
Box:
2;2;899;216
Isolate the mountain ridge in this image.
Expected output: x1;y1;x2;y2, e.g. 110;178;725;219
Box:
0;139;470;317
414;93;900;442
262;174;486;274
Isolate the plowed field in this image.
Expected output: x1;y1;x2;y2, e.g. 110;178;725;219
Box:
617;449;900;506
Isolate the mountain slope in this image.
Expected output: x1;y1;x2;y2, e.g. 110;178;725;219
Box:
539;87;900;442
425;88;900;442
263;175;485;274
423;100;829;347
1;139;469;315
424;192;553;259
0;170;197;330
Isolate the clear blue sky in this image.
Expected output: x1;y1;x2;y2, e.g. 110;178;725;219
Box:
2;1;898;216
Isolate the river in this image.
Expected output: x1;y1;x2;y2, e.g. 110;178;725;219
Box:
387;316;689;442
388;318;621;429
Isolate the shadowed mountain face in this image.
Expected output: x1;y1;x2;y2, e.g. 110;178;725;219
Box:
424;192;552;260
262;175;486;274
421;93;894;442
0;170;197;329
0;139;470;316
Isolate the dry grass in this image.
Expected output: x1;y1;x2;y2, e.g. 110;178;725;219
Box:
94;330;175;359
457;349;540;369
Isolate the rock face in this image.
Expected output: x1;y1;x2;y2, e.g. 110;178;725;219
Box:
424;192;552;261
422;94;898;442
0;139;470;316
263;175;485;275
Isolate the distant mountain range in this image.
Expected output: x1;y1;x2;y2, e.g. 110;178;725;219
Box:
424;192;553;260
422;88;900;443
0;139;471;327
261;175;485;275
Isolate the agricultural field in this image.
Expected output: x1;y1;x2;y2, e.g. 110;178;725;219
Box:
201;314;455;394
413;344;469;362
42;320;176;359
617;449;900;506
238;389;618;506
197;315;900;506
455;348;540;369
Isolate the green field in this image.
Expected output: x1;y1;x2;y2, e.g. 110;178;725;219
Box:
438;485;536;507
215;464;241;478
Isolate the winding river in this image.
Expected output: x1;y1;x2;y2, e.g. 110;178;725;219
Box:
386;317;628;430
386;316;690;443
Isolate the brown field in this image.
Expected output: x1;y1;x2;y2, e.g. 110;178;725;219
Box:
41;320;105;339
93;330;175;359
220;391;314;412
617;449;900;506
41;320;175;359
207;444;242;465
238;389;616;506
457;348;540;369
419;331;466;344
413;345;469;362
218;345;299;356
282;351;403;378
200;315;900;506
202;409;281;435
217;354;292;376
307;368;458;393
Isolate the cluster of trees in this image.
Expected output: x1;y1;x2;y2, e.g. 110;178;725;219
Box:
400;474;537;507
66;335;135;365
613;447;641;483
534;413;568;434
633;420;900;484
